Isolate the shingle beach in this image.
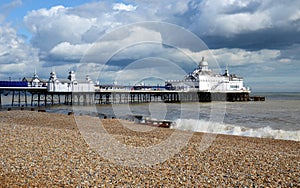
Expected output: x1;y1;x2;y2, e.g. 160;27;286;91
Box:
0;111;299;187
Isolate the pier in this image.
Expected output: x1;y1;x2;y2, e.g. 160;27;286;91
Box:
0;86;251;107
0;61;256;107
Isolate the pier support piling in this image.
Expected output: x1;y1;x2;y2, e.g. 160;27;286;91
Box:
11;90;28;106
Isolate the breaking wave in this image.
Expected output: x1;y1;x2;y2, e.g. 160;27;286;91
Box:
171;119;300;141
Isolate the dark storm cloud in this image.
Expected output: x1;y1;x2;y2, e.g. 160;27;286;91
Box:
202;28;300;50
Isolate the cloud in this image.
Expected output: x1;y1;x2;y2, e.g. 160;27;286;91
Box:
47;25;164;65
113;3;137;12
22;0;300;54
0;25;41;79
0;0;299;91
196;0;300;35
0;0;22;23
189;0;300;50
24;5;97;52
211;48;280;66
76;56;194;85
49;42;93;62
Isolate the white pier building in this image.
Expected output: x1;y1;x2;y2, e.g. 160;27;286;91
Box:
47;71;94;92
165;57;250;93
22;70;46;87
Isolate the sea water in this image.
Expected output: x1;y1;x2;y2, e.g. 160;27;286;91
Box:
91;92;300;141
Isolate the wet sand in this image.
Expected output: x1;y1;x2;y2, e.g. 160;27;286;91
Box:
0;110;299;187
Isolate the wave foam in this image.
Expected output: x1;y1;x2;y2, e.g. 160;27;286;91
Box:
171;119;300;141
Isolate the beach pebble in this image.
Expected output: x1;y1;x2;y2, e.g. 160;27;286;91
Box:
0;111;299;187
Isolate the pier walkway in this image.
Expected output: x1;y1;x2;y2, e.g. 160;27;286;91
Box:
0;86;251;107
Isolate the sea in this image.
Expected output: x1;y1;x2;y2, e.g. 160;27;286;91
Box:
1;92;299;141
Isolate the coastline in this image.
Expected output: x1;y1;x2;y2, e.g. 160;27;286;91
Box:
0;111;299;187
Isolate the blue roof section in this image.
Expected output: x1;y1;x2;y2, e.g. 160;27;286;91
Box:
0;81;28;87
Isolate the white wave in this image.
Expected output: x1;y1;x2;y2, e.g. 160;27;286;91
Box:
171;119;300;141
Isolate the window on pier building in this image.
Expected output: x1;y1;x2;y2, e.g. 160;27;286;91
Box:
230;85;239;89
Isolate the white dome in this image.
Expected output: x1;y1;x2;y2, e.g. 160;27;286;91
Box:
200;60;208;66
200;57;208;67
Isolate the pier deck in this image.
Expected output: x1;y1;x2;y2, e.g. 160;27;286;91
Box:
0;87;251;107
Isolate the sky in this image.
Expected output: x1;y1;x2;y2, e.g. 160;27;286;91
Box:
0;0;299;92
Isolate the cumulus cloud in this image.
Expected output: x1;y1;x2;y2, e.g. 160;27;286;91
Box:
22;0;300;56
113;3;137;12
210;48;280;66
191;0;300;50
47;25;164;65
0;25;40;79
24;5;97;52
196;0;300;35
49;42;93;61
75;24;204;82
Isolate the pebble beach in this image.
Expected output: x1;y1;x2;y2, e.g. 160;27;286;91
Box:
0;110;299;187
